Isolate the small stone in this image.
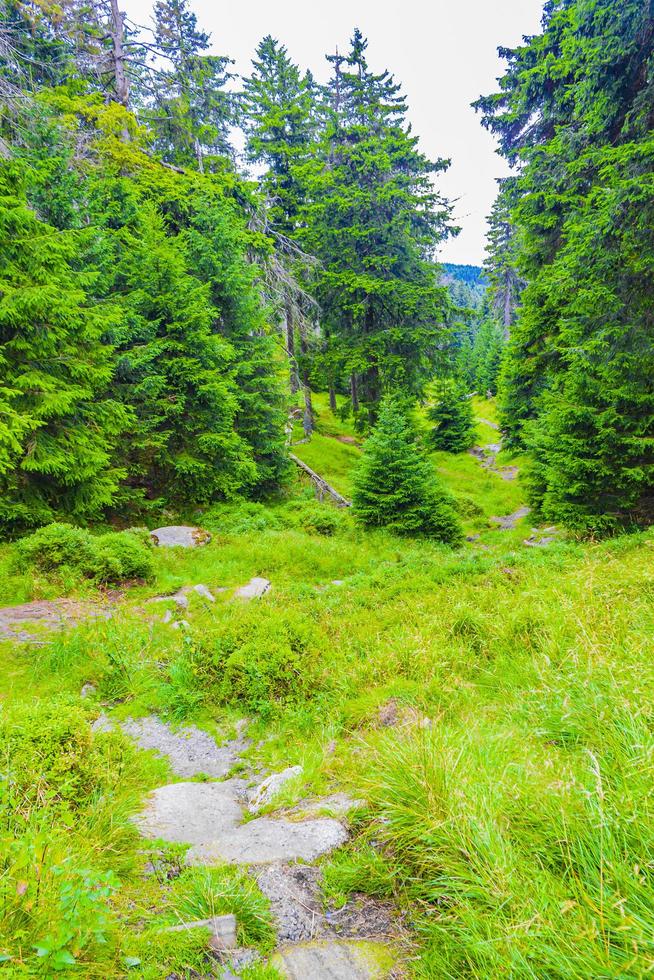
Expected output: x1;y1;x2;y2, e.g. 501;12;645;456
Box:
172;619;191;630
193;584;215;602
150;526;211;548
235;577;271;600
248;766;302;813
419;717;432;729
377;699;399;727
162;609;173;624
80;682;96;699
331;580;345;586
91;713;113;733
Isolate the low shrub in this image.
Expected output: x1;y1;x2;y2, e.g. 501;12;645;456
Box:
286;499;348;536
14;523;154;584
166;606;326;720
204;501;284;535
0;698;134;815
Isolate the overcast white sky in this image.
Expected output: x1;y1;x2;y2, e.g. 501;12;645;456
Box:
125;0;545;265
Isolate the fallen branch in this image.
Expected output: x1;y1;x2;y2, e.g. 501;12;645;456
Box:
289;453;352;508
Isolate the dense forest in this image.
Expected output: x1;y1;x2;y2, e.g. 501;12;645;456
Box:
2;0;654;977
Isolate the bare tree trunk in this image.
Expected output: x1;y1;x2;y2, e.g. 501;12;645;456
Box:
109;0;130;140
329;386;337;412
299;329;313;438
350;373;359;413
285;296;300;395
194;137;204;174
109;0;129;106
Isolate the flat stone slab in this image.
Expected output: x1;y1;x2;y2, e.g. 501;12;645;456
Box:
186;816;347;866
150;526;211;548
235;576;271;599
272;940;393;979
134;780;244;844
121;716;246;778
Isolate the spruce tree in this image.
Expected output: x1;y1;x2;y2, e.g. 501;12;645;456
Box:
352;398;463;543
240;36;316;234
427;380;476;453
149;0;233;170
108;203;258;503
0;168;129;529
300;30;453;421
478;0;654;530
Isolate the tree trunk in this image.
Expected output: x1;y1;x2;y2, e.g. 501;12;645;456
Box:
299;328;313;438
285;296;300;395
350;373;359;413
329;385;337;412
109;0;129;109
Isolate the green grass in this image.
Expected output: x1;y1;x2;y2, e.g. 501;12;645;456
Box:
2;397;654;976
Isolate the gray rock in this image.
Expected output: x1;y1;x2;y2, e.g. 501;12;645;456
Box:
248;766;302;813
162;609;173;624
91;713;113;733
134;780;244;845
172;619;191;630
150;526;211;548
80;682;96;699
192;584;216;602
235;577;271;600
164;913;237;952
271;940;391;979
186;816;347;866
120;716;247;778
331;580;345;586
490;506;532;531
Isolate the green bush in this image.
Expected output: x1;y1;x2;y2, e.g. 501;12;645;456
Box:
14;523;154;584
14;522;96;572
0;698;133;814
287;499;348;536
168;606;325;719
90;531;155;582
204;501;283;535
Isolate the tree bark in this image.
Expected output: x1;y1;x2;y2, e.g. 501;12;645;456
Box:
109;0;129;109
350;372;359;413
285;296;300;395
299;328;313;438
329;385;337;412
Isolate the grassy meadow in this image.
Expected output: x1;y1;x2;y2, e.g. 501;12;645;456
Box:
1;398;653;977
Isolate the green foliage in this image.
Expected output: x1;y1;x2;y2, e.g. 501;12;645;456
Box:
353;398;463;543
0;698;129;814
298;30;453;417
166;605;325;719
0;167;129;531
171;866;276;950
480;0;654;531
16;523;154;583
427;380;476;453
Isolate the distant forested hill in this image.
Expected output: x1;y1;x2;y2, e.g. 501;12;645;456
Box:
442;263;487;289
442;264;487;310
